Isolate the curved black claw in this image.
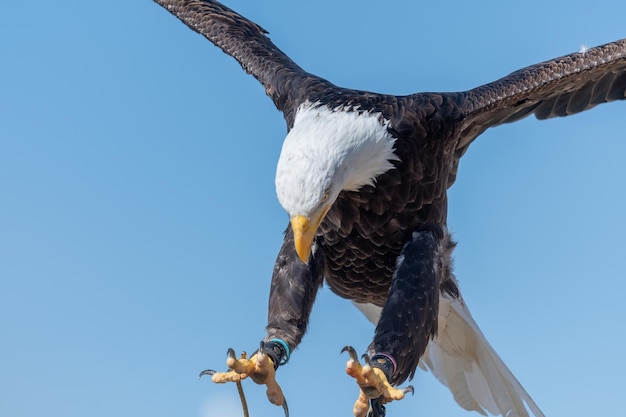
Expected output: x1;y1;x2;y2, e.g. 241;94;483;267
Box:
199;348;238;379
198;369;216;379
403;385;415;396
341;345;359;362
282;397;289;417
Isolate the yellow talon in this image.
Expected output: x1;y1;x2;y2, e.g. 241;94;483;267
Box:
200;347;289;416
342;346;414;417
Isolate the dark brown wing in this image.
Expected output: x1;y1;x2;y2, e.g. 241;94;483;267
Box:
153;0;330;126
457;39;626;152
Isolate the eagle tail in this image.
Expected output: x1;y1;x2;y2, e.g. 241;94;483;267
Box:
353;296;545;417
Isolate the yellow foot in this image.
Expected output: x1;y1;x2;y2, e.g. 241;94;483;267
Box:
200;346;288;416
342;346;414;417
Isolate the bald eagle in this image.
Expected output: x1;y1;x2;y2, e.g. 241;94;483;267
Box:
154;1;626;416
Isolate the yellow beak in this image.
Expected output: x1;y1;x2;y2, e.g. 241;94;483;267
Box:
291;206;329;263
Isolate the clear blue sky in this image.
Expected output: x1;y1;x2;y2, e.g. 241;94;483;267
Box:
1;1;625;417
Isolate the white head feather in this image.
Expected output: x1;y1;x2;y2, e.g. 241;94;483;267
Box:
275;103;399;218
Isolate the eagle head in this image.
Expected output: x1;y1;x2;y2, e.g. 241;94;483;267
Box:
275;104;398;263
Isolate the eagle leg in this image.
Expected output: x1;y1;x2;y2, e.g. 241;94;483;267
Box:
200;345;288;415
342;346;414;417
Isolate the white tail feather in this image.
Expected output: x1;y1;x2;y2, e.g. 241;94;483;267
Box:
353;295;545;417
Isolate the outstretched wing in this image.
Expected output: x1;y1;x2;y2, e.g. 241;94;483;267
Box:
154;0;331;127
456;39;626;152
